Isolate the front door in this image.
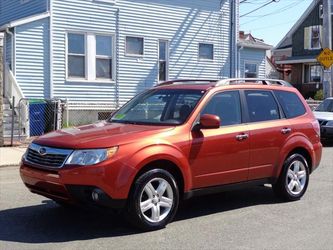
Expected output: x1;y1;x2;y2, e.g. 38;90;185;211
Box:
189;91;250;188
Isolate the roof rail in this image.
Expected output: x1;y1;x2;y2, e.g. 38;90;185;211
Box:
156;78;292;87
216;78;292;87
156;79;218;86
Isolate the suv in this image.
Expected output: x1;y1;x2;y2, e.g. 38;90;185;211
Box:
20;79;322;230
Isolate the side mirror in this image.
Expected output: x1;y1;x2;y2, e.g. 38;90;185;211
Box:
200;114;220;129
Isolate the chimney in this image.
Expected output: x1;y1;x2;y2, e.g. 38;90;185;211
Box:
239;31;245;40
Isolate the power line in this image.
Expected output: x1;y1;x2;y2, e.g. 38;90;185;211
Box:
240;0;280;18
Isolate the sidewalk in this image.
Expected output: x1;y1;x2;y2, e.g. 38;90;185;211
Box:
0;147;27;167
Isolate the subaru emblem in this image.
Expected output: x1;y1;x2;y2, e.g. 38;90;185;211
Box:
38;147;47;156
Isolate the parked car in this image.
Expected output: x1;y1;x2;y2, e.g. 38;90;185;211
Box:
20;78;322;230
313;97;333;140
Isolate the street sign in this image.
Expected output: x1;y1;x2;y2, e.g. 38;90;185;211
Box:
317;48;333;69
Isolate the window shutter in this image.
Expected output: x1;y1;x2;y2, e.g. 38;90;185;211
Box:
319;25;323;48
304;27;310;50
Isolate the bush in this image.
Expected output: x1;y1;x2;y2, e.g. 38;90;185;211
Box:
314;90;324;100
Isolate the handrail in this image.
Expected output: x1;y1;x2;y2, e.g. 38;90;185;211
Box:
4;63;25;107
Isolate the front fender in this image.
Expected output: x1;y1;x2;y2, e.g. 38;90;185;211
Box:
117;143;192;196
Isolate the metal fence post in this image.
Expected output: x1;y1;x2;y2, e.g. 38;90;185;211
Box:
10;96;15;146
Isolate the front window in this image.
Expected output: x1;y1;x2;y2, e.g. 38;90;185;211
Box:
96;35;113;79
67;33;114;81
315;99;333;112
244;63;258;78
159;40;168;81
201;91;242;126
68;33;86;78
304;64;322;83
110;89;205;125
310;26;321;49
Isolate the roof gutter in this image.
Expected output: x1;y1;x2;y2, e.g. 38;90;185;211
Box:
0;12;50;31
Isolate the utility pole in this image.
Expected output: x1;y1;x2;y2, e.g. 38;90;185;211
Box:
322;0;333;97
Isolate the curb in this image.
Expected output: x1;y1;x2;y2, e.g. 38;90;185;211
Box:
0;164;20;168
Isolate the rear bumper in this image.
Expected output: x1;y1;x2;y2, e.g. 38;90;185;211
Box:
20;164;126;209
311;141;322;173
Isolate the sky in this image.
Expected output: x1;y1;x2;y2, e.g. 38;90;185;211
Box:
239;0;314;47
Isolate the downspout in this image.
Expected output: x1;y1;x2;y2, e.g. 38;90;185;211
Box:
115;8;120;109
229;0;238;78
49;0;53;98
229;0;234;78
5;28;14;74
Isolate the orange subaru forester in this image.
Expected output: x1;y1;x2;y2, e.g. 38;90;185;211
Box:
20;79;322;230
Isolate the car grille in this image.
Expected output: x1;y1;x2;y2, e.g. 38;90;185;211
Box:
25;143;73;168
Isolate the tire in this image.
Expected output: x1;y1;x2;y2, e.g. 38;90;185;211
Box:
273;154;309;201
127;169;179;231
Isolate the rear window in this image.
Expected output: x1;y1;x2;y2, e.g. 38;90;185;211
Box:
274;90;306;118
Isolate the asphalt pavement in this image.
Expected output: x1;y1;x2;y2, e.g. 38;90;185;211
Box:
0;145;332;250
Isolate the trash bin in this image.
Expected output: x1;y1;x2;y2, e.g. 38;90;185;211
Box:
29;99;47;136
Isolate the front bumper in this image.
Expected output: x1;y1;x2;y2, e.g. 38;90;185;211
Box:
320;126;333;139
20;163;128;208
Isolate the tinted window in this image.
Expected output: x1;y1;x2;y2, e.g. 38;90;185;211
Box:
201;91;241;126
245;90;280;122
274;90;306;118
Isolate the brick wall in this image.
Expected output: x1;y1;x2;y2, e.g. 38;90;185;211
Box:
0;32;4;146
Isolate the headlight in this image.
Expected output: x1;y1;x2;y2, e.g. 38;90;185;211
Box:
326;121;333;127
65;147;118;166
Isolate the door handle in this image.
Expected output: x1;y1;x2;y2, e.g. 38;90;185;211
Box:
236;133;249;141
281;128;292;134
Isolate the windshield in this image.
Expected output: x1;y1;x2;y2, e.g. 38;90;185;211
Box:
315;99;333;112
109;89;205;125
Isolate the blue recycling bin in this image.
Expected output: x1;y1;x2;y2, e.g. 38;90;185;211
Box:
29;100;47;136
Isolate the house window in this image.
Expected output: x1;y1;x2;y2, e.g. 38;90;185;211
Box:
96;35;113;79
244;63;258;78
68;33;86;78
159;40;168;81
126;37;144;56
67;33;114;81
310;26;321;49
304;64;322;83
199;43;214;60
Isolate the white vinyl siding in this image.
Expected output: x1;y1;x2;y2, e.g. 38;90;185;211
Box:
15;18;50;98
240;48;266;78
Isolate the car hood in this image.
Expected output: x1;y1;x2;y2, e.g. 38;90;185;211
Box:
33;121;175;149
313;111;333;121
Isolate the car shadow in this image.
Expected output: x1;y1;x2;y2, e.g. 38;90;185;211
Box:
0;185;282;243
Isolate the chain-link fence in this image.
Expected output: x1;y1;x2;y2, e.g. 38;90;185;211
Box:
61;102;115;128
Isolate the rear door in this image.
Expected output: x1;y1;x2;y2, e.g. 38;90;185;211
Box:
244;89;291;180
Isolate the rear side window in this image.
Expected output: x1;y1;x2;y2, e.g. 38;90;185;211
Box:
274;90;306;118
245;90;280;122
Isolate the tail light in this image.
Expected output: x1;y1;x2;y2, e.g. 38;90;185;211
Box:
311;120;321;138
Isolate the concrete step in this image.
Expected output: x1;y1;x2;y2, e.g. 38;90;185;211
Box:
3;123;20;130
2;103;12;110
3;116;19;123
